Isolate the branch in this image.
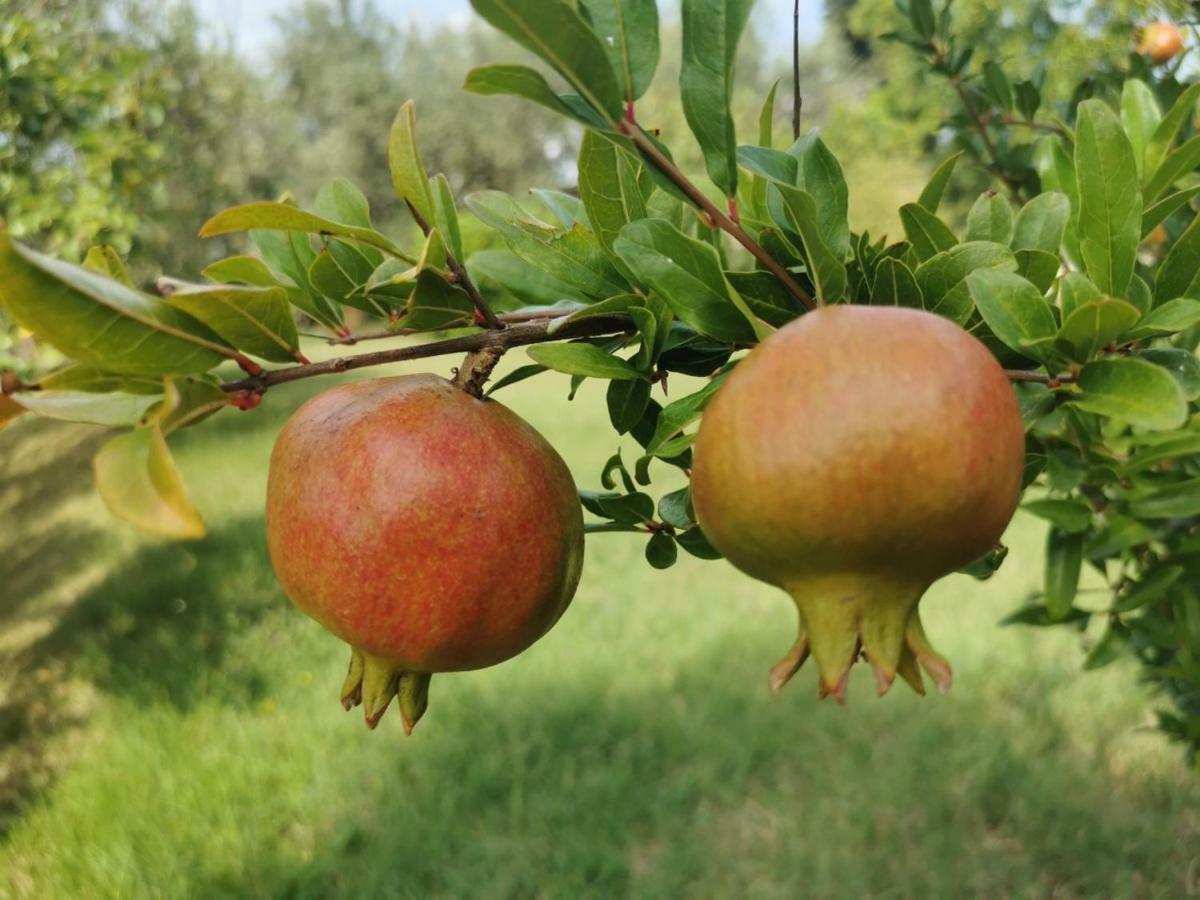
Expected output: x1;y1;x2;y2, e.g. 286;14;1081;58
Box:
1004;369;1076;386
330;308;574;345
947;76;1024;202
404;200;504;330
221;315;633;394
616;120;817;311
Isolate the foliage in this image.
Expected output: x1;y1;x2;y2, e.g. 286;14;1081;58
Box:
4;0;1200;762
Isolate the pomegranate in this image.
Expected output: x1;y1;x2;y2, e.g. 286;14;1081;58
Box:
266;374;584;732
691;306;1024;701
1139;22;1185;65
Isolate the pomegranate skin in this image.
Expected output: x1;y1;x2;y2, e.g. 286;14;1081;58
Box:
691;306;1025;699
266;374;584;729
1139;22;1184;65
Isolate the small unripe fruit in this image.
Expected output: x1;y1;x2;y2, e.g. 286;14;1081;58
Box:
1139;22;1185;65
266;374;584;731
691;306;1024;701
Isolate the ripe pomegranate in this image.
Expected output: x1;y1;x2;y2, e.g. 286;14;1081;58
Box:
691;306;1024;702
1139;22;1185;65
266;374;584;732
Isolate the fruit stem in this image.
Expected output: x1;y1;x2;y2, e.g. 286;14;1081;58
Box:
452;346;505;398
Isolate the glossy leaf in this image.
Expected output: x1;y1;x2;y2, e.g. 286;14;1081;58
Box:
578;130;651;254
527;343;642;380
613;218;756;343
1044;529;1084;620
607;377;652;433
82;245;134;287
1141;187;1200;239
900;203;958;261
1012;191;1070;254
644;531;678;569
580;0;658;102
1155;216;1200;302
15;390;160;426
917;152;962;214
1022;498;1093;533
1072;357;1188;431
431;174;465;263
965;193;1014;245
788;131;851;259
463;65;605;127
967;269;1057;359
1057;298;1141;362
388;100;436;224
201;202;402;259
0;234;229;376
1058;272;1102;318
1120;79;1161;179
202;255;279;287
870;257;923;308
644;373;727;454
1144;134;1200;202
469;0;623;121
1146;82;1200;175
1135;348;1200;400
1128;481;1200;519
768;183;848;305
403;270;475;330
1125;298;1200;341
917;242;1017;326
680;0;753;195
163;285;304;364
1074;99;1141;299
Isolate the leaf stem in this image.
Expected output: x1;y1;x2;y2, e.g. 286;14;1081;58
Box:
221;315;634;394
404;200;505;330
616;119;816;310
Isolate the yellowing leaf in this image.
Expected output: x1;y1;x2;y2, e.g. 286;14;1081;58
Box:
93;427;206;540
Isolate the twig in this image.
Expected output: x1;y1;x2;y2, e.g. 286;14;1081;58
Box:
948;75;1024;202
221;316;633;394
792;0;802;141
617;120;816;310
452;346;505;398
404;200;504;330
1004;369;1076;386
330;308;576;345
999;115;1069;137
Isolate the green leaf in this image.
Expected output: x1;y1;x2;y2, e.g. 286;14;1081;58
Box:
1034;136;1083;266
1085;515;1154;558
532;190;590;230
468;249;578;306
724;271;803;326
917;152;962;214
14;390;160;426
1022;498;1093;533
201;202;403;260
965;192;1015;245
657;487;695;530
677;526;722;559
388;100;437;225
467;190;627;299
1141;187;1200;239
202;256;279;287
1146;82;1200;176
1144;134;1200;203
967;269;1058;359
1072;357;1188;430
1003;604;1090;627
527;343;642;380
1057;298;1141;362
83;245;134;287
1074;99;1142;299
747;80;780;218
1012;192;1070;254
431;173;465;263
1135;348;1200;400
403;270;475;330
768;183;848;305
163;285;304;364
1155;216;1200;303
463;65;605;127
908;0;935;38
644;374;727;454
788;131;852;259
469;0;623;122
917;241;1017;326
1115;565;1184;612
0;234;230;376
983;61;1013;111
313;178;375;232
680;0;754;196
870;257;924;308
580;0;658;102
1083;624;1129;670
251;231;342;331
93;425;206;540
613;218;755;343
1125;298;1200;340
644;531;678;569
1015;249;1061;294
607;377;651;433
1044;529;1084;620
1128;480;1200;518
1058;272;1102;318
900;203;958;262
578;130;651;255
1120;79;1161;179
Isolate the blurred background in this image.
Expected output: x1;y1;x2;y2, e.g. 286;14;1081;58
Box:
3;0;1200;896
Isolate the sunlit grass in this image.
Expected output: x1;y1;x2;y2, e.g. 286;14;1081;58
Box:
2;346;1198;898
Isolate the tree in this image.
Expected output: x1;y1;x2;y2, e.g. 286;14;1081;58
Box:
3;0;1200;758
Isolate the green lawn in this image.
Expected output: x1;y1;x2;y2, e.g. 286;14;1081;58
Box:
2;345;1198;899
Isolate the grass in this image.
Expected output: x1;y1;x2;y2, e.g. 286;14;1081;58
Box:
2;346;1199;899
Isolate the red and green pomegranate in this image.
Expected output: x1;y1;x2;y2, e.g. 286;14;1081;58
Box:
691;306;1025;701
266;374;584;732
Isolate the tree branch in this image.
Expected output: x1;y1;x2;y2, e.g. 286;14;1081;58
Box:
1004;369;1076;385
221;316;633;394
792;0;802;141
404;200;504;330
330;308;574;345
616;120;817;311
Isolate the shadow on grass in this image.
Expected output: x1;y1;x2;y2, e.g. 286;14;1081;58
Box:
191;649;1199;900
0;512;284;832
